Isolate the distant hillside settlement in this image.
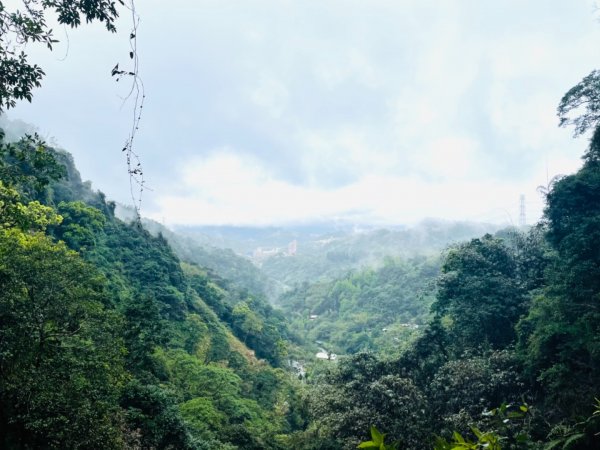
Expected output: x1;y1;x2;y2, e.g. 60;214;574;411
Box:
252;239;297;262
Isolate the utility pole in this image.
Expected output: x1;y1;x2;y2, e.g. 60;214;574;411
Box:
519;194;526;227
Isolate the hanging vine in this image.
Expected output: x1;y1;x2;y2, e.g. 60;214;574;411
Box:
111;0;146;219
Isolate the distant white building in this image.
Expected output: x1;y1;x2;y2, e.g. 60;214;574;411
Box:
316;351;337;361
252;247;280;261
251;240;298;262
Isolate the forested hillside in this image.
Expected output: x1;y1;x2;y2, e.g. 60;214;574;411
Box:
260;221;500;288
284;72;600;449
278;255;439;355
293;223;600;449
0;131;306;449
116;205;284;303
178;221;499;291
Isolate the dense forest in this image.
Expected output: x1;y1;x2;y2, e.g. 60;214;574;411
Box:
0;133;306;448
283;72;600;448
1;1;600;449
278;255;439;355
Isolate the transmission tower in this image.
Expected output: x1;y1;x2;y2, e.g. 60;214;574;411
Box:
519;194;526;227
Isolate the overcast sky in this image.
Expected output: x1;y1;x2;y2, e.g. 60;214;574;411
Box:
7;0;600;226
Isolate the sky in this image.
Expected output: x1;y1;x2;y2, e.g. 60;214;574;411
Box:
7;0;600;226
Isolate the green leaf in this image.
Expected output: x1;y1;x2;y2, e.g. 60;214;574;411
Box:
453;431;466;443
470;427;483;439
371;426;384;445
357;442;379;449
562;433;585;449
544;439;564;450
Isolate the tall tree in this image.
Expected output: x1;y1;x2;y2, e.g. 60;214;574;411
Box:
308;352;429;450
519;142;600;415
432;235;526;353
0;229;127;449
516;68;600;417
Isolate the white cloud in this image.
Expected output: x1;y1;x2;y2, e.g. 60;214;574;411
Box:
313;48;381;89
409;136;481;180
249;73;290;118
149;149;582;226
